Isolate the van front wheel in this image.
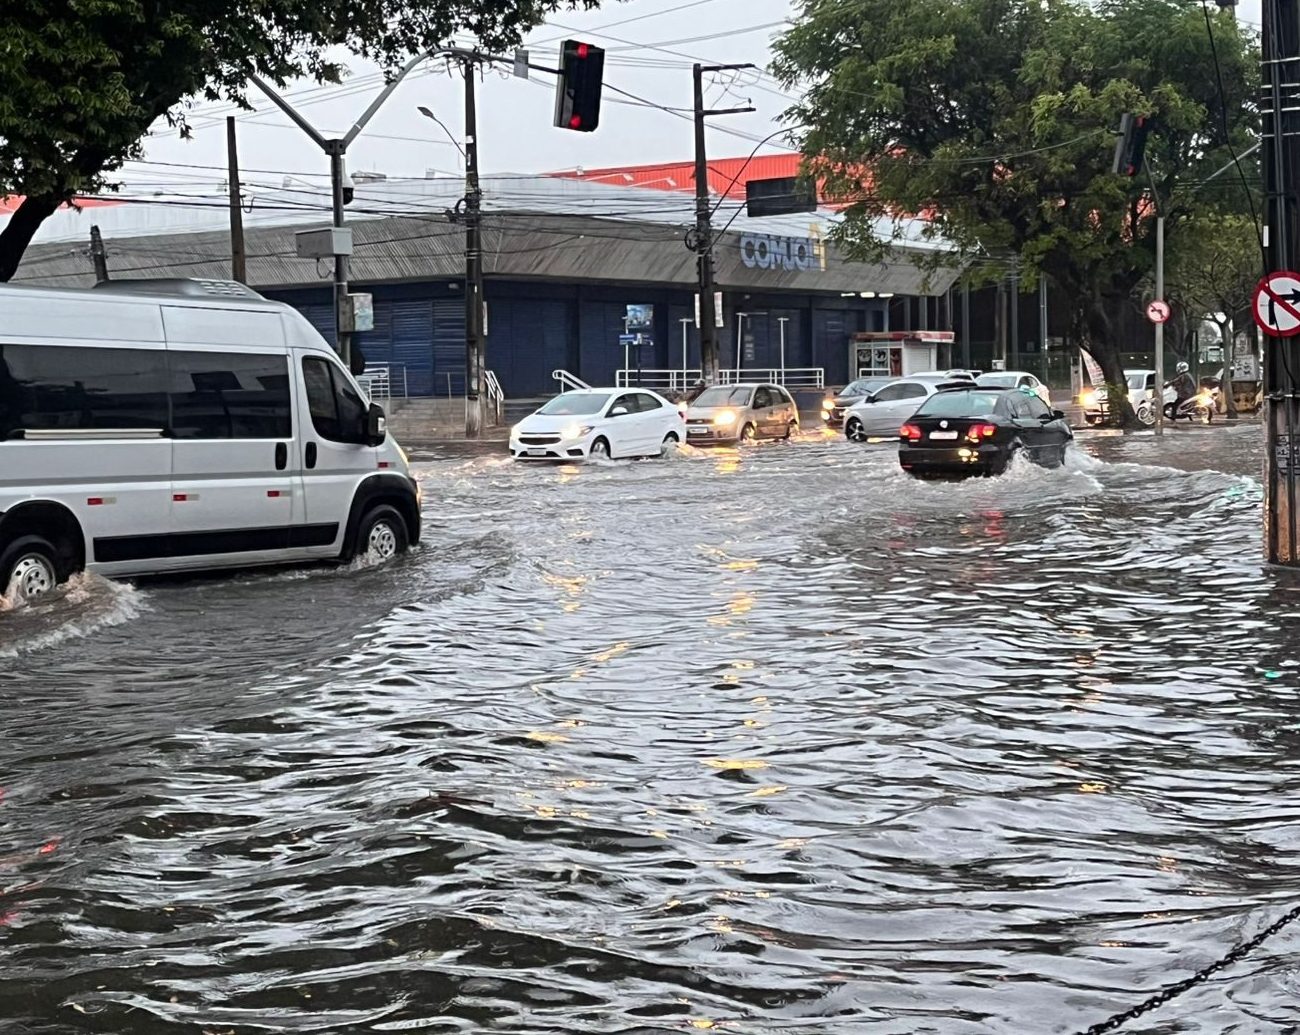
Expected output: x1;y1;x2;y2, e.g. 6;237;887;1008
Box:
1;535;64;603
352;505;410;565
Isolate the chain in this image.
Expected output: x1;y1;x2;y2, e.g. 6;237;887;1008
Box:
1078;902;1300;1034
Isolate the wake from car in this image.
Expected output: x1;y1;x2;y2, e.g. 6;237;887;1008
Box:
0;573;145;657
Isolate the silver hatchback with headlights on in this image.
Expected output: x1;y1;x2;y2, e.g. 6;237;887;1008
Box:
684;383;799;444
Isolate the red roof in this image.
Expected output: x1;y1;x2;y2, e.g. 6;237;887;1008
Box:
0;196;121;215
550;153;804;200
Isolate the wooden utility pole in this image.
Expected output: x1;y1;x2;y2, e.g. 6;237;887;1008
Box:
227;117;246;284
89;226;108;283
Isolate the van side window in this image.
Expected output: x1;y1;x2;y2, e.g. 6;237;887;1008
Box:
303;356;368;444
0;343;168;439
168;351;292;439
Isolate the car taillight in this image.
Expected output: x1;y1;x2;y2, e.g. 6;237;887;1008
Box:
900;423;922;441
965;423;997;442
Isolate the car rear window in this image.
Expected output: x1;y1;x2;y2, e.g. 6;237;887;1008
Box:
914;391;1006;418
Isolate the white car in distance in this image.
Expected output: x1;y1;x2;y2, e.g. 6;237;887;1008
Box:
510;388;686;461
975;370;1052;406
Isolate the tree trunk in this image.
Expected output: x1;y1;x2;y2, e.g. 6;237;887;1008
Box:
1083;300;1139;426
0;195;63;282
1219;319;1238;420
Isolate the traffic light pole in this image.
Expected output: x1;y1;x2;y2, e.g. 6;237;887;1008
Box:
691;62;755;383
1264;0;1300;565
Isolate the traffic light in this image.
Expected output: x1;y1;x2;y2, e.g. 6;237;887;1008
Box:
554;40;604;132
1112;113;1150;177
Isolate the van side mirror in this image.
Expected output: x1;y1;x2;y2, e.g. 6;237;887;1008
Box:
366;402;387;446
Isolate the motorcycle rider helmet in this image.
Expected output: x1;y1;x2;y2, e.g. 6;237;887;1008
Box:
1176;361;1189;373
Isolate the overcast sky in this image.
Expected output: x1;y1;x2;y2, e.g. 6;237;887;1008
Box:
124;0;1263;195
127;0;800;194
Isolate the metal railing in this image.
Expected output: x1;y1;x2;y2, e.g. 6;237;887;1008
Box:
615;368;704;391
484;369;505;425
719;367;825;389
552;369;591;391
357;363;408;402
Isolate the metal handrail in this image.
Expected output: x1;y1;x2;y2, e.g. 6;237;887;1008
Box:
615;368;704;391
484;369;505;425
718;367;825;389
552;369;591;391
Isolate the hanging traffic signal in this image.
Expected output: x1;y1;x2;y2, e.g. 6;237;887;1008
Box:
1112;113;1150;177
554;40;604;132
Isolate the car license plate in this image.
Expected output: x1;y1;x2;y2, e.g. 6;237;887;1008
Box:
930;430;958;440
687;427;708;436
526;447;547;456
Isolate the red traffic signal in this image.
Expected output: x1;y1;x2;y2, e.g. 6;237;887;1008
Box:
554;40;604;133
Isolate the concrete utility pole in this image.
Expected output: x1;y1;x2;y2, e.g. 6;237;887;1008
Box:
1154;211;1166;436
1009;261;1020;370
691;62;755;383
462;58;485;439
1263;0;1300;565
226;117;246;284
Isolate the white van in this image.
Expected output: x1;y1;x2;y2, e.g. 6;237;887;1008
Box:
0;278;421;601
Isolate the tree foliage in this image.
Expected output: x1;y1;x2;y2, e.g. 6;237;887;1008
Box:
773;0;1260;423
0;0;597;280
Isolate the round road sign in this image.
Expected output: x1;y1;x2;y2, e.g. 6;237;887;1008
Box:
1146;299;1171;324
1253;271;1300;338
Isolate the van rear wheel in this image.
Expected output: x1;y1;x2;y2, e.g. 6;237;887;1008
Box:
351;505;410;565
1;535;65;603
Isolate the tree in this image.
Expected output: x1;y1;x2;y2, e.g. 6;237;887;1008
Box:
0;0;596;281
772;0;1259;424
1166;212;1262;418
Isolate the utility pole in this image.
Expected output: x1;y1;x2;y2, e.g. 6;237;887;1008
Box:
89;226;108;283
1154;212;1166;436
1038;277;1049;367
463;58;485;439
1263;0;1300;565
961;277;972;369
691;62;755;382
1009;261;1021;370
226;117;246;284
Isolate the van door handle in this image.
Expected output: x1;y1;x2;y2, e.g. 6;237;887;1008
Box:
275;442;287;470
306;442;318;469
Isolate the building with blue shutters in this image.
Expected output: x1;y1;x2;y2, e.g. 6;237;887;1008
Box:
15;173;960;396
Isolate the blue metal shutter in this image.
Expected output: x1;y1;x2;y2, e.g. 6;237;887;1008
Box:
388;300;436;397
354;300;394;372
432;301;465;396
297;302;336;345
486;299;569;396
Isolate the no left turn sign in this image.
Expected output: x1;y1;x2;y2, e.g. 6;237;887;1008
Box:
1253;271;1300;338
1146;299;1170;324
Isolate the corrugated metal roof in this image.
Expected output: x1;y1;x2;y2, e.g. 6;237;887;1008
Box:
14;203;958;298
550;153;804;200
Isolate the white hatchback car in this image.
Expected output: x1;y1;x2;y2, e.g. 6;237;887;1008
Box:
510;388;686;461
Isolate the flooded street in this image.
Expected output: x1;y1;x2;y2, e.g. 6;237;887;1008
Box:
4;425;1300;1034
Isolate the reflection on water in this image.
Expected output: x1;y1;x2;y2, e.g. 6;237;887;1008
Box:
3;424;1298;1034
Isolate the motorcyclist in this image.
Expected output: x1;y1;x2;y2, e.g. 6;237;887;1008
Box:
683;379;708;404
1164;362;1196;417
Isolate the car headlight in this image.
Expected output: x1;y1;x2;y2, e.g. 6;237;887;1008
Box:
561;422;594;439
714;410;737;426
1081;391;1097;407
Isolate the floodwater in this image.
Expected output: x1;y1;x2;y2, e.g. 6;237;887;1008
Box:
3;425;1299;1034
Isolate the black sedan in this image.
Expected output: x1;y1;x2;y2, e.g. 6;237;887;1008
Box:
898;387;1072;477
820;377;893;427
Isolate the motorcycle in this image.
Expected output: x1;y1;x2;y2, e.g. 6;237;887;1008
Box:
1162;384;1217;424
